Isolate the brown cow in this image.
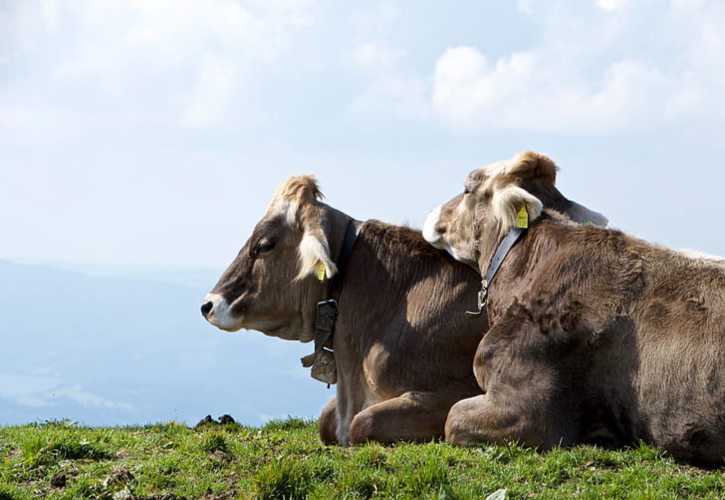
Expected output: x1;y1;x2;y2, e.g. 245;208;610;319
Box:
202;175;485;445
202;174;602;445
423;151;725;462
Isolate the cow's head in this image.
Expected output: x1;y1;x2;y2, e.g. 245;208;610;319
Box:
202;175;341;342
423;151;607;268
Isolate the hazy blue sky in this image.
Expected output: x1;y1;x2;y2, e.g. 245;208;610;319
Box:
3;0;725;271
2;0;725;427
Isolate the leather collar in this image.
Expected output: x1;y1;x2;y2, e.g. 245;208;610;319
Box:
301;218;362;385
467;227;527;317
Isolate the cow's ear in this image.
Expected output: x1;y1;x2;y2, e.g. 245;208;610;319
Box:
296;231;338;282
491;185;543;232
565;201;609;227
507;151;558;184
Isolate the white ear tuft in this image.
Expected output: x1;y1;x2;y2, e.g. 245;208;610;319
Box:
296;232;338;281
492;186;543;232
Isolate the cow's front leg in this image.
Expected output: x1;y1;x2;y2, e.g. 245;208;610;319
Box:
445;393;575;449
447;313;582;450
318;398;337;445
348;391;460;445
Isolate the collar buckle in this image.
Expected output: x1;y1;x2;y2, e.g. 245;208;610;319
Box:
466;279;488;317
466;227;527;318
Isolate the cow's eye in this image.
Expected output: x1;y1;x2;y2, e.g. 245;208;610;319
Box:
256;240;276;254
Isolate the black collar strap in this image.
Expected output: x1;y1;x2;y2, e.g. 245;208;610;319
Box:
301;218;362;385
320;217;362;323
466;227;527;317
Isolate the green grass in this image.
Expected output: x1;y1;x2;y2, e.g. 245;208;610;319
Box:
0;419;722;499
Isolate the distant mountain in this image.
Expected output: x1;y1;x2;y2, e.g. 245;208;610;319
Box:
0;259;331;426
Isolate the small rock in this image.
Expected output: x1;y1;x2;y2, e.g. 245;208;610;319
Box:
486;489;507;500
112;487;134;500
104;469;135;488
51;472;67;488
195;415;219;428
218;414;236;425
115;449;133;460
211;449;232;462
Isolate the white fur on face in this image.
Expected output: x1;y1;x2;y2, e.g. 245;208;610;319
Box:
491;185;544;233
482;160;509;179
202;293;241;332
479;160;514;193
423;203;477;265
296;231;338;281
423;205;444;247
267;199;299;226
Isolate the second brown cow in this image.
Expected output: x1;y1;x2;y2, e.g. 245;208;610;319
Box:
425;151;725;462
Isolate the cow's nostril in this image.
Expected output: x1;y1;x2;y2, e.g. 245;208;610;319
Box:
201;301;214;318
435;224;447;235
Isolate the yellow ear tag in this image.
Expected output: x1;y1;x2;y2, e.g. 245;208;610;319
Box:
516;203;529;229
316;262;326;282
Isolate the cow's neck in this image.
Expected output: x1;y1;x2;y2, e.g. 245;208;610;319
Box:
481;219;560;322
349;220;465;294
333;219;470;340
301;206;361;384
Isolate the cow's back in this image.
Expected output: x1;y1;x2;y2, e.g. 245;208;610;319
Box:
335;221;485;401
630;250;725;461
510;224;725;461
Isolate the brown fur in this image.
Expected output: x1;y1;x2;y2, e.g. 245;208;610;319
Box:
507;150;558;183
205;176;487;445
431;153;725;463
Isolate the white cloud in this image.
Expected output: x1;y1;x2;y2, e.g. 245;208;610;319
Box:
596;0;630;12
348;43;429;119
0;373;132;410
432;47;669;133
352;73;430;118
40;0;59;32
350;1;725;133
349;42;404;73
0;0;320;131
517;0;535;15
345;4;430;118
0;373;62;404
180;55;237;128
52;385;133;410
0;105;34;132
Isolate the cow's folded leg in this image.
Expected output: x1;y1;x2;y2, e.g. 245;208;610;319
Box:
445;393;575;450
319;398;338;445
348;392;456;445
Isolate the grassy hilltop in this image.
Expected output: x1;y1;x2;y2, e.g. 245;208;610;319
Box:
0;419;723;499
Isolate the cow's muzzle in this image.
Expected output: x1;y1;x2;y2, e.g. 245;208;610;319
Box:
201;293;239;331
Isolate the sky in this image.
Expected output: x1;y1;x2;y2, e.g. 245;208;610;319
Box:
2;0;725;271
2;0;725;426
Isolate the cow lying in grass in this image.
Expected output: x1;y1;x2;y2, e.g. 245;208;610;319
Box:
202;175;601;446
424;151;725;463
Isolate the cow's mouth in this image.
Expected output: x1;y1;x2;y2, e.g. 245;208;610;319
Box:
201;293;243;332
202;293;297;337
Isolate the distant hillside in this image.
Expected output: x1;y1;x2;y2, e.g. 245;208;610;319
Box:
0;259;330;426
